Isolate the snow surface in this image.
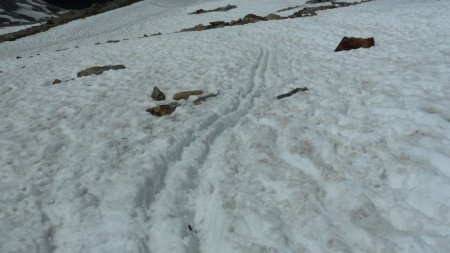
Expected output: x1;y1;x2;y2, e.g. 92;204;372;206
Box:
1;0;450;252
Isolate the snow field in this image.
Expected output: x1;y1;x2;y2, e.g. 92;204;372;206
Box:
1;0;450;252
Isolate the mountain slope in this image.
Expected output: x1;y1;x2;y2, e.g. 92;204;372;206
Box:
1;0;450;253
0;0;63;25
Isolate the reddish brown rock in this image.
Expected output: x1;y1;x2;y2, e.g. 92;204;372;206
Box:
335;37;375;52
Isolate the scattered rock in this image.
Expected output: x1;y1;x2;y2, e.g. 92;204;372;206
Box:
53;79;62;85
180;1;373;33
77;65;126;77
173;90;204;100
146;102;179;116
335;37;375;52
264;13;283;21
151;87;166;101
276;87;309;100
193;93;218;105
151;32;162;36
16;56;21;59
107;40;120;43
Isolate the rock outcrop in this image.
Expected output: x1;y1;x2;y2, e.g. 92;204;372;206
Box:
335;37;375;52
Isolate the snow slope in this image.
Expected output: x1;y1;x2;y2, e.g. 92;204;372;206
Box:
1;0;450;252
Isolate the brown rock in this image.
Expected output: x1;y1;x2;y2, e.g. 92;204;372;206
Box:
151;87;166;101
193;93;218;105
210;21;227;26
173;90;204;100
335;37;375;52
53;79;62;85
229;19;243;26
264;13;283;21
146;103;179;116
77;65;126;77
193;24;207;31
242;14;264;24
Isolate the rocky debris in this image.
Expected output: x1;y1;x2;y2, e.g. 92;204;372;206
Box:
53;79;62;85
193;93;219;105
173;90;204;100
0;0;142;43
335;37;375;52
77;65;126;77
146;102;179;117
181;0;372;33
190;4;237;15
16;56;21;59
106;40;120;43
180;13;275;32
151;87;166;101
276;87;309;100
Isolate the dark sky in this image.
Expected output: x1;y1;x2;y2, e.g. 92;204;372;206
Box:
45;0;113;9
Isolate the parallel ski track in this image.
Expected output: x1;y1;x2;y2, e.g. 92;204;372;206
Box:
141;46;270;253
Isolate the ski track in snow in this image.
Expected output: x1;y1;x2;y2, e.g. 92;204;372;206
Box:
1;0;450;252
145;46;270;253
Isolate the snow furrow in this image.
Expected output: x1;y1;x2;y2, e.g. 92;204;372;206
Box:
143;48;270;253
